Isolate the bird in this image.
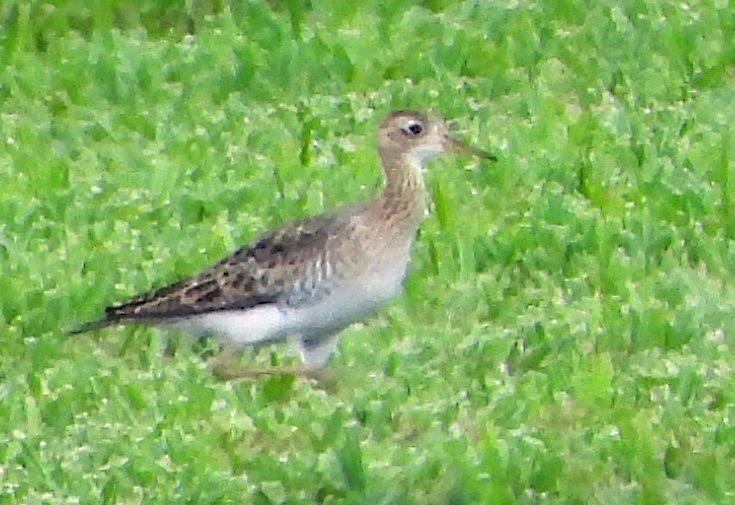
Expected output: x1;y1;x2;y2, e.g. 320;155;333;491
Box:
72;110;493;378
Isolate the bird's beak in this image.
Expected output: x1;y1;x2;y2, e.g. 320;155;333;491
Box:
443;135;497;161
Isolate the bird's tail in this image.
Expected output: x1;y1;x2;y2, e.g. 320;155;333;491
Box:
68;317;114;335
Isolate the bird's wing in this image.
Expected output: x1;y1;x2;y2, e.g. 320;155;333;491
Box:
72;211;357;333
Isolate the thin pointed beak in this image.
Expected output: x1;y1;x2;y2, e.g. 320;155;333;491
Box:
444;135;497;161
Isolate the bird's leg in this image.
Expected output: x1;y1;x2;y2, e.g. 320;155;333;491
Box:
208;348;334;386
212;361;318;380
207;347;244;379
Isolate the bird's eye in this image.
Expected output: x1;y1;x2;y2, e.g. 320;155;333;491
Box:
402;121;423;136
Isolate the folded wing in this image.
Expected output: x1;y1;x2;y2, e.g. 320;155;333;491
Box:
72;211;354;333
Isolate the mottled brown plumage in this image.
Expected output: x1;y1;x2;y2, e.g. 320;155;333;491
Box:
73;110;492;369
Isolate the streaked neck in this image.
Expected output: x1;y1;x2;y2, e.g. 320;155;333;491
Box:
375;149;428;234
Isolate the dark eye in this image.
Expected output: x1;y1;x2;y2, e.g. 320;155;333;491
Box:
403;121;423;136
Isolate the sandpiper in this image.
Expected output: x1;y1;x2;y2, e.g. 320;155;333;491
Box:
73;110;493;376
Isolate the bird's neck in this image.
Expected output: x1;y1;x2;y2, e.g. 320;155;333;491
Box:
375;148;428;234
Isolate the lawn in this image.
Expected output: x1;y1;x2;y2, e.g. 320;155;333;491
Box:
1;0;734;503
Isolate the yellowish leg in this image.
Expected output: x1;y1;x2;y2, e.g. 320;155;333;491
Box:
208;348;336;388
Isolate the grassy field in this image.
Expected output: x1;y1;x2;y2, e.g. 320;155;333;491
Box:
2;0;734;503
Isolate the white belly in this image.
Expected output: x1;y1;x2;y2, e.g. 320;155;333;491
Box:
168;305;290;346
169;253;409;346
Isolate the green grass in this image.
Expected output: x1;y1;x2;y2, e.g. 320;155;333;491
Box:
2;0;735;503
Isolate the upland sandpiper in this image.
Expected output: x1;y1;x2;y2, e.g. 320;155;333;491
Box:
73;110;493;376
